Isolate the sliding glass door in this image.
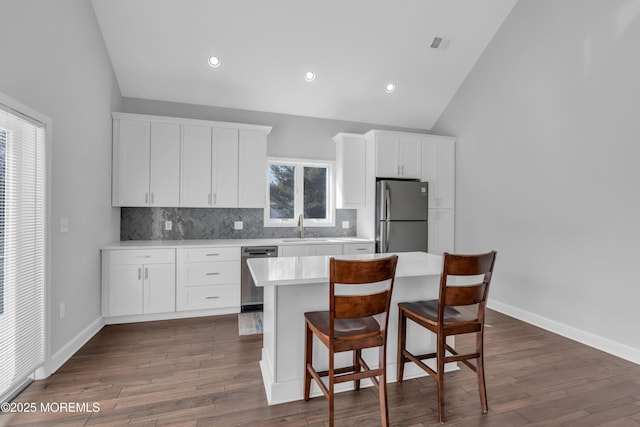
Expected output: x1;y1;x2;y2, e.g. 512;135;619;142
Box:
0;99;46;403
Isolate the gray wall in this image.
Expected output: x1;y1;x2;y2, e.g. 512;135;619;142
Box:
0;1;121;361
433;0;640;359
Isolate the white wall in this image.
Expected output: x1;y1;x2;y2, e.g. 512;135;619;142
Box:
433;0;640;361
0;0;121;369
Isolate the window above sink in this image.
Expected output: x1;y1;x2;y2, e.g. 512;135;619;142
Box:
264;158;335;228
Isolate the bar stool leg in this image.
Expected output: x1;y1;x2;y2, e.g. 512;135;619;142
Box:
304;322;312;401
397;308;407;382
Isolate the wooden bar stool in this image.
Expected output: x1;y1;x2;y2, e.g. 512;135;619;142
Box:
304;255;399;427
397;251;497;423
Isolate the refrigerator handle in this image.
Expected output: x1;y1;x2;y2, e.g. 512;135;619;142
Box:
385;220;391;253
385;188;391;221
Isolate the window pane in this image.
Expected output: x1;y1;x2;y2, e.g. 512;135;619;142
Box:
269;164;295;219
303;166;327;219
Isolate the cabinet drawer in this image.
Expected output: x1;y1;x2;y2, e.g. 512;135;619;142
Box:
183;261;240;286
110;249;175;265
344;243;375;255
179;284;239;311
182;247;240;262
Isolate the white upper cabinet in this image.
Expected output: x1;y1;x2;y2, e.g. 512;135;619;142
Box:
421;135;456;209
149;122;181;206
114;118;150;206
333;133;367;209
112;117;180;207
113;113;272;208
368;130;421;179
238;129;267;208
181;124;212;207
212;127;239;207
181;126;239;208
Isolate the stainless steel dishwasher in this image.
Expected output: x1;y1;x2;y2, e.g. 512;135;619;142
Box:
241;246;278;312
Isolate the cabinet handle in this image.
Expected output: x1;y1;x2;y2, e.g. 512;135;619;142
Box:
397;165;400;175
138;267;142;280
206;253;220;257
401;165;405;175
144;267;148;280
355;248;366;251
213;193;217;205
208;194;212;205
205;296;219;300
206;272;220;275
145;192;149;204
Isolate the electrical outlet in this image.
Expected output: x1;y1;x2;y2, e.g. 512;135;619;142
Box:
59;302;65;319
342;221;350;229
164;221;172;231
234;221;243;230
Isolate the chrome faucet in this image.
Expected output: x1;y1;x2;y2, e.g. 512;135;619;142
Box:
298;213;304;239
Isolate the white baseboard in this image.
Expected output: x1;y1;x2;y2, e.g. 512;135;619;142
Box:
488;299;640;365
37;316;105;379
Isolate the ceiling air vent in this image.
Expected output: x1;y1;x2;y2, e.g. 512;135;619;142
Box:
430;37;449;49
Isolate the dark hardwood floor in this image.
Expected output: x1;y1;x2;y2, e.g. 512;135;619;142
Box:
2;310;639;426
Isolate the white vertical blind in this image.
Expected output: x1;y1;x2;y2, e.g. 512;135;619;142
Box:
0;104;46;402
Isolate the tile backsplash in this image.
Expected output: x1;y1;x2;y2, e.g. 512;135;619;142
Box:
121;208;357;240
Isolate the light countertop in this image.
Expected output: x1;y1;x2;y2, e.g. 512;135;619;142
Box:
101;237;374;250
247;251;443;287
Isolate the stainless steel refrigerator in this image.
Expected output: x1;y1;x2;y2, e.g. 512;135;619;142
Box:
376;180;428;253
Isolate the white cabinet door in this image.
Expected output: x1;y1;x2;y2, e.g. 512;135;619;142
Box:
212;127;239;207
238;130;267;208
373;131;421;179
279;245;315;257
314;245;343;256
109;264;144;316
144;263;176;314
428;209;454;255
422;136;456;209
375;132;401;178
116;119;150;206
334;133;367;209
150;122;181;206
343;243;375;255
181;125;212;207
103;249;176;318
398;134;421;179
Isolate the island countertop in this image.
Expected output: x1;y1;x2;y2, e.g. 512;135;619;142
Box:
247;251;443;287
246;250;449;405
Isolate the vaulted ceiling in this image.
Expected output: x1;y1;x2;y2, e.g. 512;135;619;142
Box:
91;0;517;130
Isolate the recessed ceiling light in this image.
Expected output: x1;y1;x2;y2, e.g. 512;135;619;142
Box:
207;56;221;68
304;71;316;82
385;83;396;93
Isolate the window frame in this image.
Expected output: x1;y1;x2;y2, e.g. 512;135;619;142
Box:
264;157;335;228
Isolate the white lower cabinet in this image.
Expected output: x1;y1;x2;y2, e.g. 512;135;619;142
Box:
279;244;343;257
102;249;176;317
176;247;241;312
343;242;375;255
428;209;454;255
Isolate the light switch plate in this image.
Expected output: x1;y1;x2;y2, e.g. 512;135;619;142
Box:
60;217;69;234
234;221;243;230
342;221;350;229
164;221;172;231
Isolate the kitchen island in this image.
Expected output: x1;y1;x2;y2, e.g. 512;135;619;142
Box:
247;251;451;405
